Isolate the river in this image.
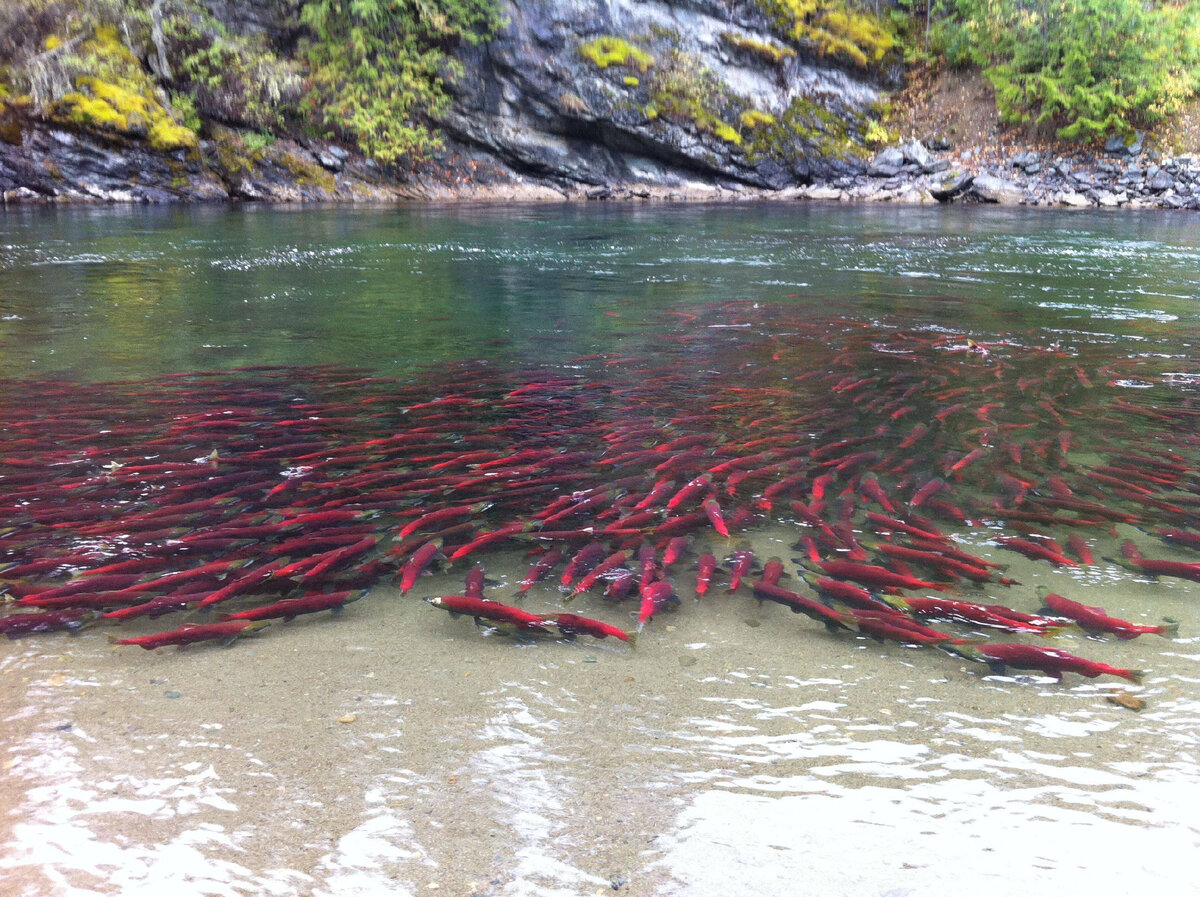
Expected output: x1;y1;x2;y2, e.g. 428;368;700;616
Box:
1;202;1197;896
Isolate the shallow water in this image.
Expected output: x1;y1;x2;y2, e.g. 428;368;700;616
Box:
2;203;1199;896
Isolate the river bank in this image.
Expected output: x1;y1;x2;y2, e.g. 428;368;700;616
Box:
4;118;1196;210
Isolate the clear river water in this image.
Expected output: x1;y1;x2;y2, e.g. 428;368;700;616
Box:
0;202;1198;897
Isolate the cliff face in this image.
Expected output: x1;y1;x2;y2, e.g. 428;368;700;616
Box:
440;0;892;193
0;0;898;202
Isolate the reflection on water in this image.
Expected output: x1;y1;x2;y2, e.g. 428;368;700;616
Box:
2;203;1200;381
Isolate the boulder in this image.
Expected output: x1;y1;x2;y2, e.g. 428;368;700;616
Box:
806;185;844;201
317;150;345;172
900;140;932;169
930;171;973;202
1146;169;1175;193
969;174;1024;204
1058;191;1091;208
1104;131;1144;157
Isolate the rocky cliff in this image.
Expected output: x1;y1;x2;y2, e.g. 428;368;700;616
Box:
0;0;899;202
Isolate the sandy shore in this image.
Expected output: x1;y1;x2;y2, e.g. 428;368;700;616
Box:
2;533;1197;897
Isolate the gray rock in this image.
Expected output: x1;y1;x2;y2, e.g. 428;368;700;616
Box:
871;147;905;169
900;140;931;169
755;158;791;190
1104;131;1144;157
232;178;266;200
923;158;950;174
867;162;902;178
807;185;843;200
970;174;1024;204
930;171;973;202
1146;169;1175;192
317;150;344;172
1011;151;1039;169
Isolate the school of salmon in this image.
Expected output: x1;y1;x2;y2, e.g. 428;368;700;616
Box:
1;302;1194;684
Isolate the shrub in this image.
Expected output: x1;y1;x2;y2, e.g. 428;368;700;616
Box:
300;0;500;163
922;0;1200;141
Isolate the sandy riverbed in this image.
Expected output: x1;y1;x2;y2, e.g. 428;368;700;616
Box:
2;534;1197;897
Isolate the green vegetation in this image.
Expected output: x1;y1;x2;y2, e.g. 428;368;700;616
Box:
647;49;742;144
739;109;778;129
162;4;303;134
580;36;654;72
901;0;1200;142
300;0;501;163
744;95;865;162
41;25;198;150
721;32;797;66
0;0;500;165
756;0;896;67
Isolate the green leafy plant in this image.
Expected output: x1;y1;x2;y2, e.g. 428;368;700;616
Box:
300;0;500;164
918;0;1200;141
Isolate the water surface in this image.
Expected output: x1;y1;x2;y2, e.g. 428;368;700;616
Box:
1;203;1198;896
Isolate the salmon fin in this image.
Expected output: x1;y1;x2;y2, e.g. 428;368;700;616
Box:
943;643;987;664
1125;669;1145;685
1158;618;1180;638
626;630;638;650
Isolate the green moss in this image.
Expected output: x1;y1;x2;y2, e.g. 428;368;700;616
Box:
580;36;654;72
739;109;777;129
148;117;199;151
210;127;257;176
744;95;864;164
714;122;742;144
38;24;197;152
276;147;336;191
623;76;640;87
59;91;128;131
721;32;796;65
756;0;894;68
648;48;729;136
300;0;501;163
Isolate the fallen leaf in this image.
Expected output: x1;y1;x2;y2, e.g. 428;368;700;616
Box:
1107;693;1145;712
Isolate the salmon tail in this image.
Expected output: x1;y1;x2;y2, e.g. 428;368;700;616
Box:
943;643;987;664
106;634;121;645
626;630;638;650
1123;669;1145;685
1158;618;1180;638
